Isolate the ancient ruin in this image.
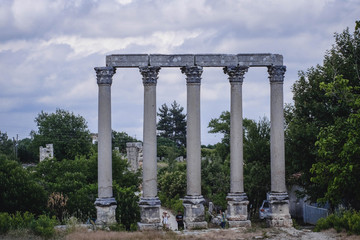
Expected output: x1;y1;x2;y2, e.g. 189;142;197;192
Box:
126;142;143;172
94;54;292;229
39;144;54;162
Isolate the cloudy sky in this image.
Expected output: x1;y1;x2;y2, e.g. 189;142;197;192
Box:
0;0;359;145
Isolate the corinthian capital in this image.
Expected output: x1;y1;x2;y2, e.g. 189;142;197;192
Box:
268;65;286;83
223;66;248;83
139;66;161;85
181;66;203;84
95;67;116;85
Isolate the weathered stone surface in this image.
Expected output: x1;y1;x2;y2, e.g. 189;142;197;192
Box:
266;192;292;227
126;142;142;172
149;54;194;67
183;196;207;229
94;197;117;225
195;54;238;67
226;193;251;227
138;197;161;229
106;54;283;68
106;54;148;68
237;54;283;66
39;144;53;162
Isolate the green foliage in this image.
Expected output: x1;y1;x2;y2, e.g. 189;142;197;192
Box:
112;130;139;154
33;152;139;222
158;162;186;213
0;212;11;234
207;112;271;214
314;210;360;235
158;193;184;214
208;111;230;155
113;184;140;231
157;101;187;148
158;168;186;198
0;155;47;214
10;212;35;230
201;155;229;210
30;215;57;239
0;131;15;159
286;21;360;206
30;109;92;161
311;76;360;209
17;138;37;163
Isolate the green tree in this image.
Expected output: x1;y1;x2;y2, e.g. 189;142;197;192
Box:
157;101;186;147
286;21;360;204
311;76;360;209
18;138;37;163
0;131;15;159
112;130;139;154
0;155;47;215
30;109;92;161
207;111;271;213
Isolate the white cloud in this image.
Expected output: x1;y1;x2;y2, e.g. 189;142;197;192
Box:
0;0;359;144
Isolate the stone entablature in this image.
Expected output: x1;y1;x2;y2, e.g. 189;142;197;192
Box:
106;54;283;68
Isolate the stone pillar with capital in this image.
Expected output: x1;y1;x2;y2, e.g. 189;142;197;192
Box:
181;66;207;230
138;66;162;230
224;66;251;227
267;65;292;227
94;67;117;225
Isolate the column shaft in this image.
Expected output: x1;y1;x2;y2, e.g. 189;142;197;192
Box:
143;83;157;197
181;66;207;230
95;66;117;225
267;65;292;227
138;66;161;229
224;66;251;227
268;66;286;193
96;67;115;198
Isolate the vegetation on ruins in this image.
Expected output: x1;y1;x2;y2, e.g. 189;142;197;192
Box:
207;112;271;214
30;109;92;161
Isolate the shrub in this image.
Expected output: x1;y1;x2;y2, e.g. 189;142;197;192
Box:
314;210;360;235
10;211;35;229
30;215;57;239
0;212;11;234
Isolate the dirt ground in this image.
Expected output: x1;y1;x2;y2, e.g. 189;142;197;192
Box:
64;226;360;240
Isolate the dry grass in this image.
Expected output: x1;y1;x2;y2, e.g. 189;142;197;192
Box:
65;229;182;240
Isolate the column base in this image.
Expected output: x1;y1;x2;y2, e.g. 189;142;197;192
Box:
94;197;117;225
266;192;292;227
226;193;251;227
138;197;161;228
183;195;208;230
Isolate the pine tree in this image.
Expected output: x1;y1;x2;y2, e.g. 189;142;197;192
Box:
157;101;186;147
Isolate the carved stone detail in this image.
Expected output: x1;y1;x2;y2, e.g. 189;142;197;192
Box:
223;66;249;82
95;67;116;85
268;65;286;83
181;66;203;84
139;66;160;85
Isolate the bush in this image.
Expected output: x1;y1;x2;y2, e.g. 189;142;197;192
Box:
10;211;35;229
314;210;360;235
30;215;57;239
0;212;11;234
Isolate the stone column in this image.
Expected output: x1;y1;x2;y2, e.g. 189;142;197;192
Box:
181;66;207;230
138;66;161;230
224;66;251;227
94;67;117;225
267;65;292;227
